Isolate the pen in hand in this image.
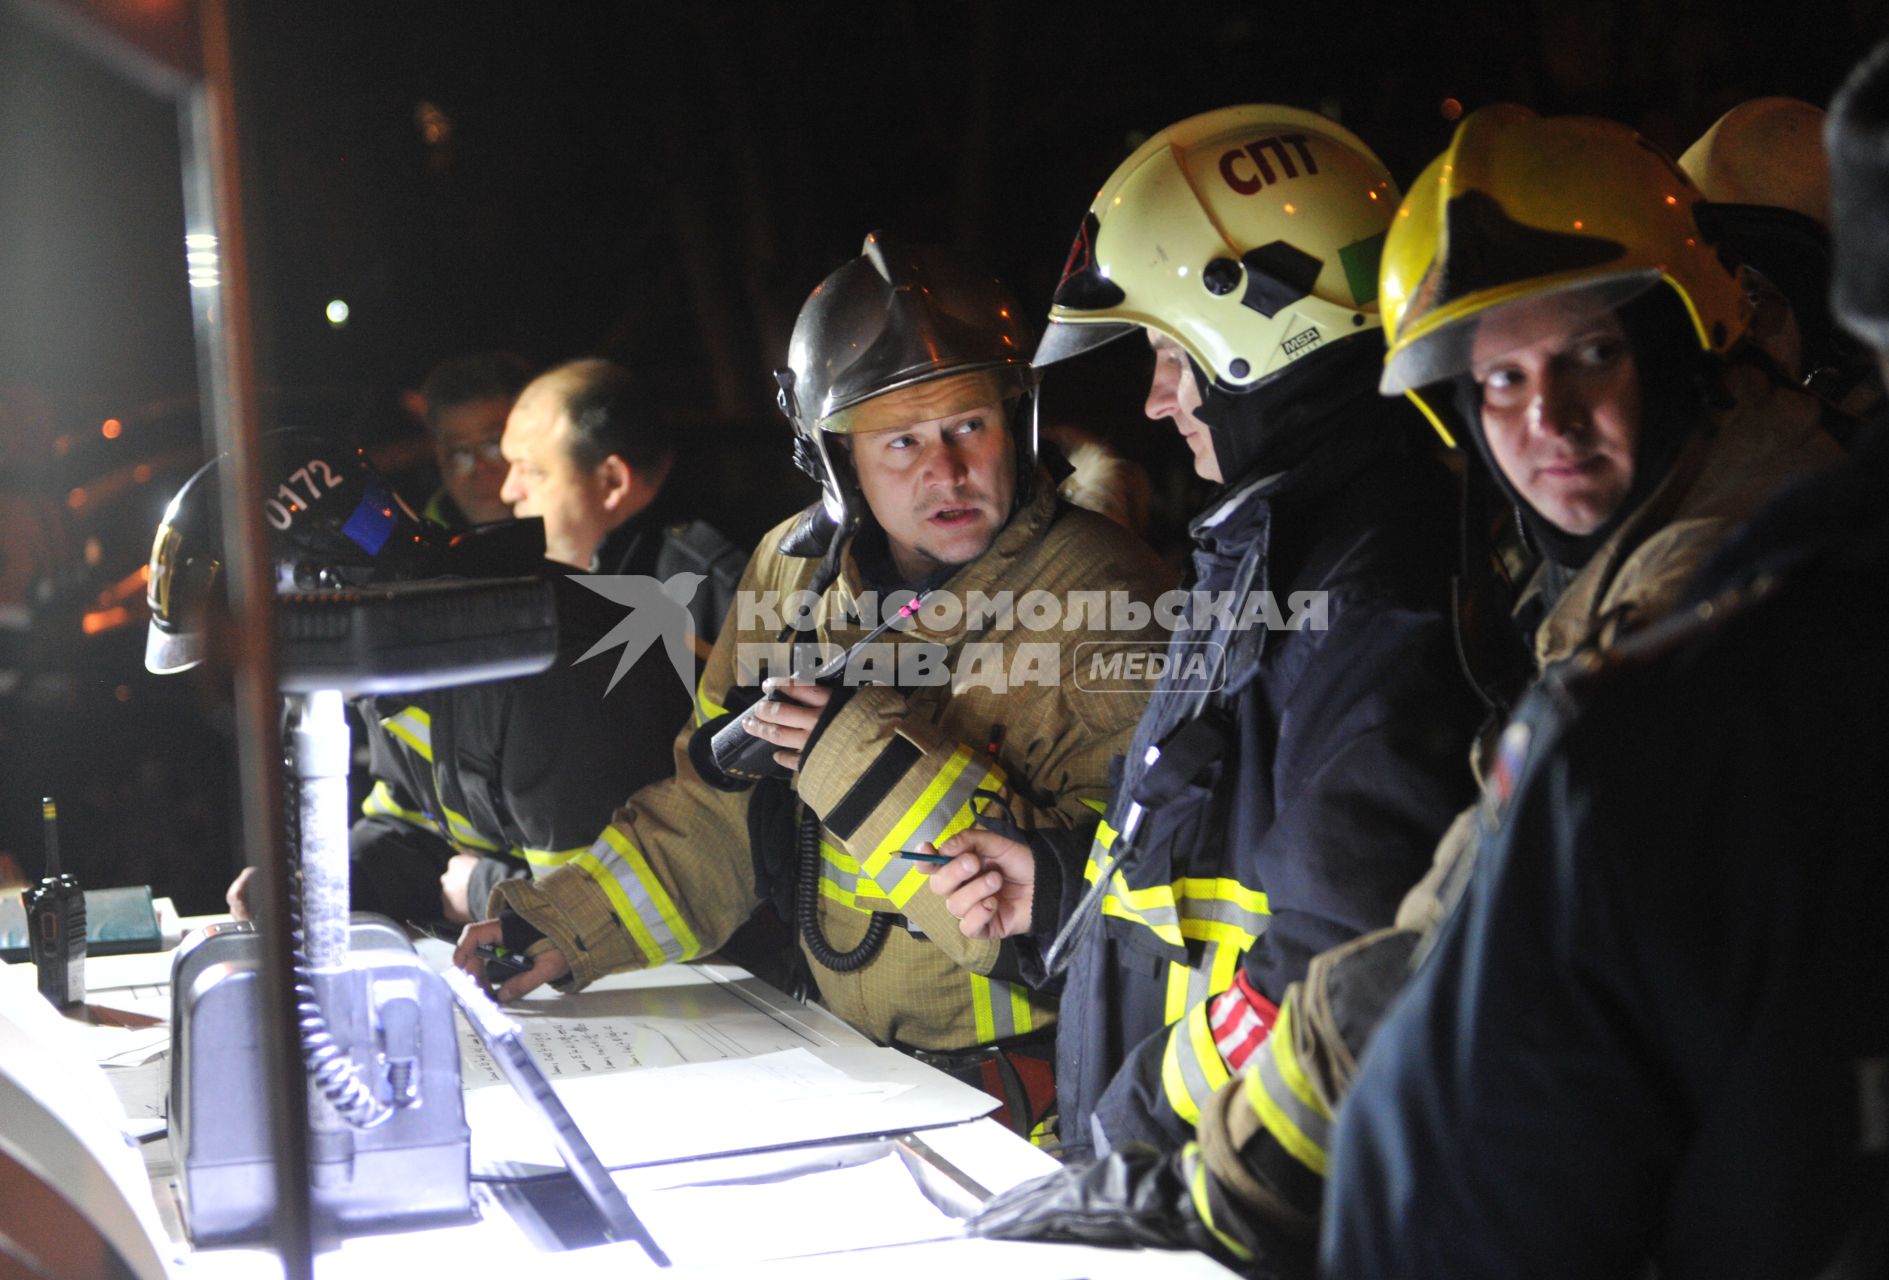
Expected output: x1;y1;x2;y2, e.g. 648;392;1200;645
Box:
897;850;954;864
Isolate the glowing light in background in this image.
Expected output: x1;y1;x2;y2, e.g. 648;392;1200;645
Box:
326;298;351;328
415;101;453;146
102;417;123;439
1440;98;1464;122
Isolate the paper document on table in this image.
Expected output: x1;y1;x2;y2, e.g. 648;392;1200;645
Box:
80;949;179;992
628;1153;962;1266
449;964;839;1089
465;1045;997;1171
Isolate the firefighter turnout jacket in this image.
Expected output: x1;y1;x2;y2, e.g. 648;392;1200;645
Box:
1326;424;1889;1279
1187;364;1844;1268
492;483;1169;1052
353;514;744;922
1044;393;1485;1161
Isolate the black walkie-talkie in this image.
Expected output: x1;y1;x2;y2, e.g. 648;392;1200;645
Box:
25;796;85;1008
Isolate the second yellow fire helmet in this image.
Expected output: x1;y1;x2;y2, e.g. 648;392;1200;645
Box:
1035;104;1400;391
1378;104;1750;442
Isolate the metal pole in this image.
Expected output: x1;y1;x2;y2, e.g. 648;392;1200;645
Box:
186;1;315;1272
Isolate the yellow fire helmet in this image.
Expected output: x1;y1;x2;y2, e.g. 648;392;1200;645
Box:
1679;97;1830;227
1036;104;1399;392
1379;104;1750;445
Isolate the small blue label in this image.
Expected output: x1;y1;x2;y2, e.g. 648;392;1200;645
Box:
341;475;397;556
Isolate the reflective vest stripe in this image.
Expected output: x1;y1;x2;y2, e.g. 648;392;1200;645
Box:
817;839;881;912
1078;796;1107;817
1184;1143;1257;1263
1242;1001;1331;1176
866;744;986;864
970;974;1036;1042
1165;936;1249;1025
971;975;996;1042
441;804;501;852
1207;938;1243;996
1081;855;1271;956
1165;955;1194;1024
1161;996;1232;1127
871;775;1005;909
361;780;430;826
696;678;726;727
520;844;588;871
574;825;701;966
381;706;433;762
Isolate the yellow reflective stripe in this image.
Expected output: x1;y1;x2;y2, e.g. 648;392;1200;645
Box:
873;779;1003;909
1181;918;1263;948
1164;959;1193;1024
361;780;428;825
440;804;501;852
381;706;433;762
1162;1021;1200;1125
1010;981;1033;1035
971;974;996;1043
816;839;882;913
1083;864;1177;913
695;677;727;727
1243;1002;1331;1177
865;743;976;869
1092;869;1185;947
1162;998;1232;1129
1267;1000;1325;1116
573;826;700;966
1209;938;1243;993
1095;818;1119;851
519;844;587;871
1078;796;1107;816
1185;1144;1256;1263
967;975;1035;1043
1188;997;1232;1094
1176;876;1269;917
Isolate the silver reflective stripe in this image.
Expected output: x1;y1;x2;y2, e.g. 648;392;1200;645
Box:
1170;1005;1226;1125
1244;1003;1332;1176
972;975;1037;1042
380;705;433;762
573;826;700;965
897;754;992;857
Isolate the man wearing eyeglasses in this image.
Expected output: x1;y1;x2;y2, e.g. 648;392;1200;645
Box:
418;351;530;527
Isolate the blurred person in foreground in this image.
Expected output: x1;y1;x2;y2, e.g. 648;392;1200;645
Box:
1323;52;1889;1278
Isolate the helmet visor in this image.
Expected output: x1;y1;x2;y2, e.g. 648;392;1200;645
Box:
1033;318;1140;370
144;621;205;675
1380;270;1662;395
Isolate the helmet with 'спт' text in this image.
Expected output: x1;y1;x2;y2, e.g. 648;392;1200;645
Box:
1036;104;1399;390
775;231;1037;532
1378;104;1750;444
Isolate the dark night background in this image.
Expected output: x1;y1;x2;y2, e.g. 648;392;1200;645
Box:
2;0;1884;912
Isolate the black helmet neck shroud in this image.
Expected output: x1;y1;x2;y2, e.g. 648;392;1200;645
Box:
1190;333;1387;492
